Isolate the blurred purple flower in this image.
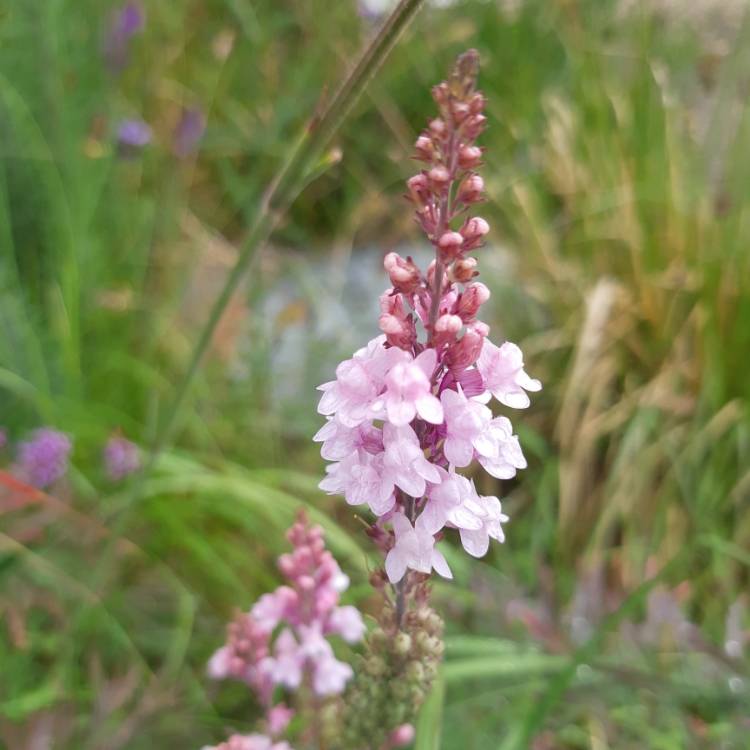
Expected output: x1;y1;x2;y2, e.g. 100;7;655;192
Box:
173;107;206;158
103;1;146;74
104;435;141;481
17;428;72;488
117;118;152;156
0;428;7;450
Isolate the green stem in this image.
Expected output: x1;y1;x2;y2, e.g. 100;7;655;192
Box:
149;0;427;464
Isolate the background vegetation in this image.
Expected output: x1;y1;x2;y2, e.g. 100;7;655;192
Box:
1;0;748;747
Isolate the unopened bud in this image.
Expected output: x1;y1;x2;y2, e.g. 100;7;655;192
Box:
365;656;387;677
457;173;484;203
407;173;430;208
464;113;487;140
428;165;450;188
414;135;434;161
384;252;421;294
458;145;482;170
460;216;490;249
457;282;490;320
405;660;425;682
438;230;464;261
389;724;416;748
451;100;470;123
429;118;446;137
433;314;462;347
393;632;412;656
469;92;486;115
451;256;479;283
446;325;486;369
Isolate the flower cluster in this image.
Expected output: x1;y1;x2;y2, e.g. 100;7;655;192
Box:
316;50;539;585
103;435;141;481
0;427;141;489
16;429;72;489
205;511;365;750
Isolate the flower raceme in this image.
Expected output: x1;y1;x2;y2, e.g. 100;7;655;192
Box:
315;50;540;585
205;512;365;750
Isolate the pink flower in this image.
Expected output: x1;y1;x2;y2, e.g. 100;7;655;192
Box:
319;450;394;515
313;418;382;461
456;494;509;558
317;335;403;427
383;348;443;425
202;734;293;750
420;469;485;535
266;704;294;737
440;387;492;467
327;605;366;643
251;587;298;630
384;512;452;583
382;423;441;500
262;628;304;689
476;416;527;479
476;340;541;409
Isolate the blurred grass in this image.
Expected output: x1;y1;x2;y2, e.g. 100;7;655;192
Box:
1;0;749;747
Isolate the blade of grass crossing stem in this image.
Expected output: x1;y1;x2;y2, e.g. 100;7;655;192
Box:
415;672;445;750
147;0;427;467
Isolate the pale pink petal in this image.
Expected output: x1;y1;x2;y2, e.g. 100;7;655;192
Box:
430;548;453;579
416;393;444;424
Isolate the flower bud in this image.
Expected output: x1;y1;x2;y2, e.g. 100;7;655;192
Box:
414;134;435;161
457;173;484;203
406;173;430;209
389;724;416;748
405;660;425;682
428;165;450;188
458;145;482;170
451;256;478;283
457;282;490;321
384;252;421;294
451;100;470;123
460;216;490;250
365;656;387;677
393;632;412;656
446;324;486;370
469;92;486;115
433;314;462;347
429;118;446;137
437;230;464;261
464;113;487;140
379;290;416;350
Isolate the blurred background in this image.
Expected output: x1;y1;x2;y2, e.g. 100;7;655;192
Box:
1;0;749;747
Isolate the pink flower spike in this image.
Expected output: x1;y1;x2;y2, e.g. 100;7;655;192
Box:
383;349;443;426
384;512;452;583
476;340;541;409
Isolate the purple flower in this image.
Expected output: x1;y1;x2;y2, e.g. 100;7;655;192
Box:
117;119;152;156
103;2;146;74
104;435;141;481
17;428;72;488
173;106;206;158
0;428;7;450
